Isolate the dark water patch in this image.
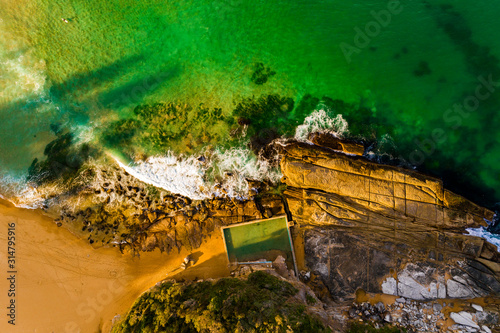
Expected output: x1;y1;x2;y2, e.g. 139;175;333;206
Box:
100;102;233;156
49;123;63;136
27;132;98;185
430;3;500;79
97;66;180;109
358;102;499;208
413;60;431;77
320;97;383;143
292;93;499;208
250;62;276;85
48;55;145;102
294;94;320;119
377;2;500;207
101;119;138;149
234;94;294;153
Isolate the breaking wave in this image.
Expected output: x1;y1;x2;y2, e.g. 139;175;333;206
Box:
114;107;350;200
112;145;282;200
466;227;500;252
0;173;61;209
294;108;349;141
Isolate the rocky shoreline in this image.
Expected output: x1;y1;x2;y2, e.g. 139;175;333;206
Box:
279;140;500;332
30;135;500;332
42;161;284;256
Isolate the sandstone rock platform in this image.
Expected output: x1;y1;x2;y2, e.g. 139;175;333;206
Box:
280;142;500;301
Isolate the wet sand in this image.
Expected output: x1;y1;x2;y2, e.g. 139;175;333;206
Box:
0;199;229;333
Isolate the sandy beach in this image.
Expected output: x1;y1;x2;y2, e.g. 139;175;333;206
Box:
0;199;229;333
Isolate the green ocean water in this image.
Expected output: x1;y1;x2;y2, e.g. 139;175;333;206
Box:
0;0;499;206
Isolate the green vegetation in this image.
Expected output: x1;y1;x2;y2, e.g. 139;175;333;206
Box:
112;271;330;333
305;294;316;305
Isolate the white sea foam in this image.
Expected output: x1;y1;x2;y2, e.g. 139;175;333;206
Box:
0;173;57;209
114;153;208;200
466;227;500;252
1;105;345;205
0;49;47;103
114;107;348;200
4;57;46;94
210;146;282;198
294;108;349;141
71;122;97;145
112;145;281;200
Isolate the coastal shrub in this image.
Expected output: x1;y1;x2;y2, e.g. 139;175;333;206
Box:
306;294;317;305
112;271;330;333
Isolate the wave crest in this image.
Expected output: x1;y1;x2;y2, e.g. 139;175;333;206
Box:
112;145;281;200
294;108;349;141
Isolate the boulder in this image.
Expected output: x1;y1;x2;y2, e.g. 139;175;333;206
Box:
450;311;480;329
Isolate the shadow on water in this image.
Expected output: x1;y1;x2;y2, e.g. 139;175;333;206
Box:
408;3;500;207
0;53;180;177
47;54;180;122
48;54;147;101
1;53;180;126
98;66;180;109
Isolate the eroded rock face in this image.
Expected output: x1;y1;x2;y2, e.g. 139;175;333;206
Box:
281;142;499;301
45;163;285;255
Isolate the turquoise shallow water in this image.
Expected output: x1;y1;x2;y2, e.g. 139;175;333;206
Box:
0;0;499;206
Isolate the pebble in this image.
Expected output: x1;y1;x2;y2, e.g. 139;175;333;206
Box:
482;325;492;333
346;299;494;333
471;304;484;312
